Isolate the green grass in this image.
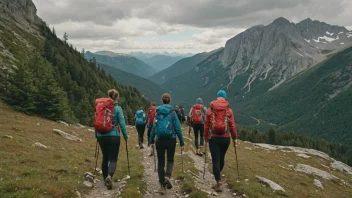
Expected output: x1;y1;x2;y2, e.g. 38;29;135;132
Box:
0;102;145;198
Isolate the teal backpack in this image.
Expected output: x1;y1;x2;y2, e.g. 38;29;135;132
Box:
136;110;145;126
154;106;175;139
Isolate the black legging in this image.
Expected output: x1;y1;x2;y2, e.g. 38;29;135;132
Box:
136;125;146;145
97;136;120;180
156;138;176;184
209;137;230;181
193;124;204;149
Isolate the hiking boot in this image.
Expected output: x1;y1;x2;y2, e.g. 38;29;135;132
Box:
105;175;113;190
149;149;154;157
212;183;223;192
164;177;173;189
157;185;166;195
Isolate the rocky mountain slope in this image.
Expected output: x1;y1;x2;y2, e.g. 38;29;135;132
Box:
239;46;352;144
85;51;158;78
129;53;190;71
164;18;352;106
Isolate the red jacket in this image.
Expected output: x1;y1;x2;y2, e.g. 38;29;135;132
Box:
204;98;238;141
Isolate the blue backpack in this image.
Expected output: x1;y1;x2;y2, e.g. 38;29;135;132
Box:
154;107;175;139
136;110;145;126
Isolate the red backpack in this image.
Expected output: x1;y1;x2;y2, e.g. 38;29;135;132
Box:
94;98;116;133
148;106;156;125
191;104;204;124
209;99;230;134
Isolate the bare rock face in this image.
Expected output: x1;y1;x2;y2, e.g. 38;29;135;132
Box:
256;176;285;192
295;164;339;180
0;0;42;27
330;161;352;176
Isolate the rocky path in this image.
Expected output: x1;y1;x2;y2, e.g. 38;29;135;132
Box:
83;176;126;198
185;146;238;198
140;144;183;198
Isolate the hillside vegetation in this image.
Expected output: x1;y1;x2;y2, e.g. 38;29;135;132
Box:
0;19;149;125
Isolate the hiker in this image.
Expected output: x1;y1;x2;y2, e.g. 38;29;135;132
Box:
150;93;185;195
189;98;207;155
174;105;183;122
147;102;157;156
204;90;237;192
179;105;186;123
135;107;146;149
94;89;129;190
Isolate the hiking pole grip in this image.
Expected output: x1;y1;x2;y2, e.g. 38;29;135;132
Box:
125;140;131;176
234;143;240;178
203;142;207;179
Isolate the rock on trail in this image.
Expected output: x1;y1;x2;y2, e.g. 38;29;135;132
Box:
52;129;82;142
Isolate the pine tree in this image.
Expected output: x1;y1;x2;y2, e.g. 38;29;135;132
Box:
52;27;56;36
63;32;68;44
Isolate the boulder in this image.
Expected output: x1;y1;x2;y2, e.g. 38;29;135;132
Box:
32;142;47;149
84;172;95;183
56;120;69;126
330;161;352;175
313;179;324;189
83;181;93;188
295;164;339;180
53;129;82;142
87;129;95;133
297;154;311;159
244;147;252;151
254;143;277;150
2;135;13;139
255;176;285;192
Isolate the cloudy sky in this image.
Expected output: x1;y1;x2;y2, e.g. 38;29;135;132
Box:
32;0;352;54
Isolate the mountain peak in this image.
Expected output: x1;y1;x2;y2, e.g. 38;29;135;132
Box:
272;17;291;25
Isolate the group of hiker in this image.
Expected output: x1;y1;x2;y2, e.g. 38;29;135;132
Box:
93;89;238;194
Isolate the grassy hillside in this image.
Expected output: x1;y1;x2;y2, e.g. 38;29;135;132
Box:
239;46;352;144
0;101;145;198
99;63;167;103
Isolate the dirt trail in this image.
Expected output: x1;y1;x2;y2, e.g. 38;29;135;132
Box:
140;144;183;198
185;146;237;198
83;177;125;198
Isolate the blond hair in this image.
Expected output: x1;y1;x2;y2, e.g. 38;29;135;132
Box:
108;89;119;100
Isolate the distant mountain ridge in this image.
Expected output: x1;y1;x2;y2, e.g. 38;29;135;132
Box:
85;51;158;78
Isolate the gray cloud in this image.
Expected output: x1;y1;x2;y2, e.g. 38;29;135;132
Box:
33;0;352;28
32;0;352;52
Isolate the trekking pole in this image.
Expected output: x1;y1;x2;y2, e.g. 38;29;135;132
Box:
181;149;184;173
153;144;157;172
125;140;131;176
94;140;99;176
234;142;240;178
203;142;207;179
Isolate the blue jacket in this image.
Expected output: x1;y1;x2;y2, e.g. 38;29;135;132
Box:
150;105;184;146
95;102;128;139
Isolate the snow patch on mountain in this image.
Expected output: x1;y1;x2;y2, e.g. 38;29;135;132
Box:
304;39;311;43
326;31;334;36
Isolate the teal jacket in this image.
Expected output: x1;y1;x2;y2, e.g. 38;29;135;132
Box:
150;105;185;146
95;102;128;139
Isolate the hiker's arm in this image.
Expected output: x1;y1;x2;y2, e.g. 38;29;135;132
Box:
188;107;193;117
204;108;211;142
174;112;185;147
228;109;238;140
117;106;128;139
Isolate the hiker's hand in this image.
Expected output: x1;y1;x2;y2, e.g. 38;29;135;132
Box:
181;146;184;152
150;144;154;148
125;138;128;142
233;139;237;146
